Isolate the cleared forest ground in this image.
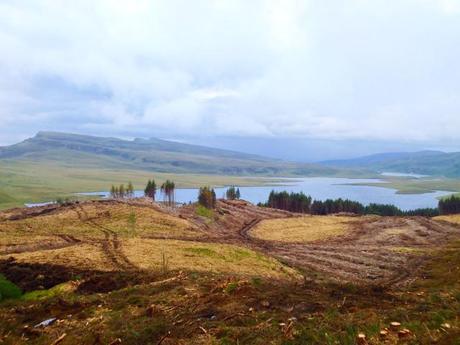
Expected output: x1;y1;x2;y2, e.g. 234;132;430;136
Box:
248;214;460;285
1;199;460;344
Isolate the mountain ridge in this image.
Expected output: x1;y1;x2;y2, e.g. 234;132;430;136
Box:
322;150;460;177
0;131;338;176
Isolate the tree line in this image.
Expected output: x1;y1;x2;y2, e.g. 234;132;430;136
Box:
259;190;460;216
265;190;312;213
439;195;460;215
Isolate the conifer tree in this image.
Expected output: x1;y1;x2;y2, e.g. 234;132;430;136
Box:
127;181;134;198
110;185;117;198
198;186;216;209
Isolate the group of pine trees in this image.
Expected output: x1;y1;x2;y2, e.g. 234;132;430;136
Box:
439;195;460;215
110;182;134;199
198;186;217;209
160;180;176;206
310;198;364;215
259;190;447;216
144;179;157;200
225;186;241;200
143;179;176;205
266;191;312;213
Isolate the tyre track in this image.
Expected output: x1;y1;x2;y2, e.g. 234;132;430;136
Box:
73;204;137;270
237;213;460;286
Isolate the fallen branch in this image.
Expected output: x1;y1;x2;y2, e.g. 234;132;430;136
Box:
156;331;171;345
50;333;66;345
222;312;245;321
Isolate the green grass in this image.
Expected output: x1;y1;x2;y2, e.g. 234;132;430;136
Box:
223;281;239;294
183;247;218;257
0;159;285;210
195;205;214;218
21;282;74;301
0;274;22;301
0;131;372;210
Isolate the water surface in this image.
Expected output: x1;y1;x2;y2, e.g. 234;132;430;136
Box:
77;177;451;211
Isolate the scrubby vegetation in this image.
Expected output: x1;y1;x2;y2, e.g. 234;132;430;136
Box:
198;186;217;209
0;274;22;301
195;204;214;218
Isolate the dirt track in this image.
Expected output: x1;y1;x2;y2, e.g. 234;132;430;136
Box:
72;203;138;270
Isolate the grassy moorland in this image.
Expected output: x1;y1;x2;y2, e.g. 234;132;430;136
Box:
0;131;371;210
0;159;288;210
323;150;460;179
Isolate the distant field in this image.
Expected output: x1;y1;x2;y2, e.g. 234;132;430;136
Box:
250;216;356;243
0;131;374;210
0;160;284;210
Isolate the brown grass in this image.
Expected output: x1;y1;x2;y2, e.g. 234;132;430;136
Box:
250;215;356;243
434;214;460;225
1;244;112;271
123;238;301;280
1;239;300;280
0;202;200;242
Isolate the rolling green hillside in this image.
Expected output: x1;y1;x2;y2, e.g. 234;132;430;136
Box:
0;132;349;209
1;131;337;176
323;150;460;178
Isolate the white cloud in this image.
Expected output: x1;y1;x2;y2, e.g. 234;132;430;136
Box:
0;0;459;145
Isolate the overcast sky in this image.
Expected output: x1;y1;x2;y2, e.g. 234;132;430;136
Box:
1;0;459;151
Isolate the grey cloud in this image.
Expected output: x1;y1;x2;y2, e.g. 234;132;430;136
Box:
0;0;459;146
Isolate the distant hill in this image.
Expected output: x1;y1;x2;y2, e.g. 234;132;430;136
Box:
0;131;337;176
322;150;460;178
